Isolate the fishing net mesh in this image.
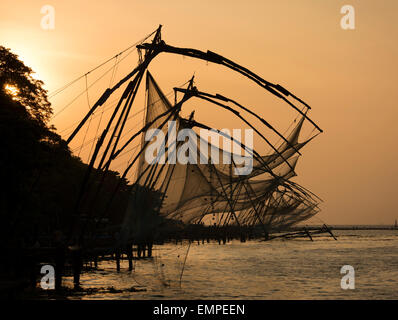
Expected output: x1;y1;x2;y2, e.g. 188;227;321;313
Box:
121;71;320;240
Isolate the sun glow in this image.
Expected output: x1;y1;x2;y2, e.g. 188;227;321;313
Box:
4;84;20;98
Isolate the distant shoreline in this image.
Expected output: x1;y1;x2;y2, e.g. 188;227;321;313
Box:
294;225;398;231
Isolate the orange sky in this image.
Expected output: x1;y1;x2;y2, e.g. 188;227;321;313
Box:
1;0;397;225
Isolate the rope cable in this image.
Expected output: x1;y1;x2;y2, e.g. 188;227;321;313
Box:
48;29;157;98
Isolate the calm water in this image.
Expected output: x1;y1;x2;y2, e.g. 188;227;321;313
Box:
62;230;398;299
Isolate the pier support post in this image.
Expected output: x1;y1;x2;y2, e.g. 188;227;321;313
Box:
115;248;121;272
127;244;133;271
55;245;65;291
304;228;313;241
147;242;153;258
71;246;82;289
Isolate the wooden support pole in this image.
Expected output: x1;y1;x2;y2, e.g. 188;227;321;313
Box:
304;227;313;241
115;248;120;272
323;224;337;240
147;242;153;258
54;245;65;291
71;247;82;289
127;244;133;271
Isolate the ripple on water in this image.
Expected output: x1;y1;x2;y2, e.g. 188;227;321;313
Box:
61;230;398;299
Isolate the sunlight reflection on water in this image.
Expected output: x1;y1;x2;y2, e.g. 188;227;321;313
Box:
62;230;398;299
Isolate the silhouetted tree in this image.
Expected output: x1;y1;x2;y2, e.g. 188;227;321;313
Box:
0;46;52;125
0;47;131;244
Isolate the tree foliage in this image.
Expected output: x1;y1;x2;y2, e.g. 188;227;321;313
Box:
0;46;52;125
